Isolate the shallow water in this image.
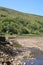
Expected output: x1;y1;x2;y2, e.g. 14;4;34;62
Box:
22;59;43;65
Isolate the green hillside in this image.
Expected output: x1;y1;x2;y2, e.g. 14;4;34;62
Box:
0;7;43;36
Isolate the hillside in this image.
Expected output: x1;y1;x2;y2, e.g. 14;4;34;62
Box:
0;7;43;36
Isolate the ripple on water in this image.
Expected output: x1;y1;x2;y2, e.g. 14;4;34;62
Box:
21;59;43;65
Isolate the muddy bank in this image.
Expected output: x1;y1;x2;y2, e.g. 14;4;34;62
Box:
8;37;43;50
0;37;43;65
0;46;43;65
15;37;43;51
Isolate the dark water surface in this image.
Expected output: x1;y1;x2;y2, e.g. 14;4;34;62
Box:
22;59;43;65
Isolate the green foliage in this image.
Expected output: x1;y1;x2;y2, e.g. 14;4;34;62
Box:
0;7;43;36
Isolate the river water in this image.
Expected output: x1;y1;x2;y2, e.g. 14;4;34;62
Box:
22;59;43;65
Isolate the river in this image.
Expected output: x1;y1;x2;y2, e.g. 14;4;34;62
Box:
22;59;43;65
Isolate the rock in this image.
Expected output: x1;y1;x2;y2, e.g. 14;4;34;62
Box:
2;62;7;65
22;62;26;65
9;42;13;46
0;62;2;65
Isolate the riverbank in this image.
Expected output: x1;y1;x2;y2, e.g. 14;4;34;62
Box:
0;37;43;65
0;46;43;65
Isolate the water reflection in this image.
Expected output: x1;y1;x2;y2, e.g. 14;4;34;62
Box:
22;59;43;65
21;47;43;65
26;47;43;60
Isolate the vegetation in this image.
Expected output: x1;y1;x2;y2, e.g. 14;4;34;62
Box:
13;41;22;48
0;7;43;36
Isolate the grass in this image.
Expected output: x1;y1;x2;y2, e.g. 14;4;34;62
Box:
5;33;43;37
17;34;43;37
5;34;17;38
13;41;22;48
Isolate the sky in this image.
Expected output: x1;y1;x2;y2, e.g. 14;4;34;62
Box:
0;0;43;16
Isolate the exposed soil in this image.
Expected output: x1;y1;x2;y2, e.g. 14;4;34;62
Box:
16;37;43;51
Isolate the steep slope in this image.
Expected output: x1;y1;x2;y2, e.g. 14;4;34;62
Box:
0;7;43;36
